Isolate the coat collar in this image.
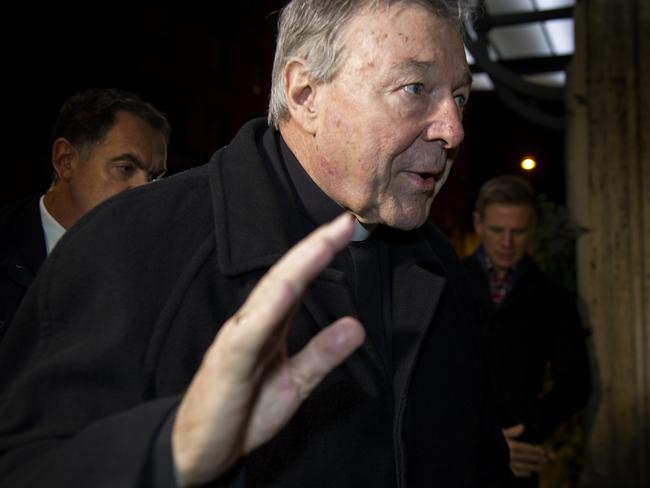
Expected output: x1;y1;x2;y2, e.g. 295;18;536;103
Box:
383;227;447;399
208;118;308;277
0;197;47;287
207;118;448;395
466;251;540;310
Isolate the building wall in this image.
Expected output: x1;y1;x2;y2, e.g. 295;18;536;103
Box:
567;1;650;486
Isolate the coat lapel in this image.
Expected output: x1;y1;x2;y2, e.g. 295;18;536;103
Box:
301;268;387;390
208;120;302;276
207;119;384;387
389;229;447;403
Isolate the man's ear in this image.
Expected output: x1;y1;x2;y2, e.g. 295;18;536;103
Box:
472;211;483;236
51;138;78;181
283;58;319;134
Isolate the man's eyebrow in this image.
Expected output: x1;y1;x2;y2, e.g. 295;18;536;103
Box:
393;60;474;88
393;59;433;76
108;153;145;169
108;153;167;180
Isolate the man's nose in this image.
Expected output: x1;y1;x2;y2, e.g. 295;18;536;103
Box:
422;96;465;149
501;231;514;248
131;171;151;188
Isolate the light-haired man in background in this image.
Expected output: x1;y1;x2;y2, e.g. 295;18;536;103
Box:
464;175;591;487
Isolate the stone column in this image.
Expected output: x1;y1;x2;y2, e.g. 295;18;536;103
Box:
566;0;650;486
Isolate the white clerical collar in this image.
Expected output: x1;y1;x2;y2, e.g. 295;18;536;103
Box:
350;219;376;242
39;196;66;255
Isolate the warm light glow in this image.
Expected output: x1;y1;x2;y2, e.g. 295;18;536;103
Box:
521;157;537;171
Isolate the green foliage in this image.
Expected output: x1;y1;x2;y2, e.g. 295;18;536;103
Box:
540;415;586;488
531;197;585;488
529;196;578;291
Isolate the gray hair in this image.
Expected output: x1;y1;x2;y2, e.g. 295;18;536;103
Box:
267;0;472;128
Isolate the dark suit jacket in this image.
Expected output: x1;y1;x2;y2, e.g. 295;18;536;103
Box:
0;197;46;339
463;253;591;443
0;119;512;487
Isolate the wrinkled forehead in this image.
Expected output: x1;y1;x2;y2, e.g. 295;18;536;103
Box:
340;2;467;75
484;203;537;227
358;0;463;29
343;2;464;50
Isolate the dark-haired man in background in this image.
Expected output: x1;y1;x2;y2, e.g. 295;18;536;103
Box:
464;175;591;487
0;88;169;339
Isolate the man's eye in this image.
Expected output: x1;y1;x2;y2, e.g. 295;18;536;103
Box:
115;164;136;176
454;94;467;110
402;83;424;96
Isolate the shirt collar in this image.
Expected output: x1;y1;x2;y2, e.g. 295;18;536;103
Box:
39;195;66;255
475;244;524;284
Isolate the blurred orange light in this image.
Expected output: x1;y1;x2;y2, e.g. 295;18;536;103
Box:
521;157;536;171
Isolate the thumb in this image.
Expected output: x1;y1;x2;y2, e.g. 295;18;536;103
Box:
503;423;525;439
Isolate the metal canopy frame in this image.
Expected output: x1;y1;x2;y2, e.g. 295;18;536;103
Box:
465;1;575;130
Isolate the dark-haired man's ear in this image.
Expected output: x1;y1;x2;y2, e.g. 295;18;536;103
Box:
51;138;78;181
283;58;319;135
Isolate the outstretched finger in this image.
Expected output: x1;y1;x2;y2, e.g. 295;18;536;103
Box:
287;316;365;399
243;316;365;451
209;213;355;385
220;213;355;356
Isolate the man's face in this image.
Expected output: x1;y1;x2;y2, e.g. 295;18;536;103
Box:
473;203;535;273
310;4;471;230
67;110;167;217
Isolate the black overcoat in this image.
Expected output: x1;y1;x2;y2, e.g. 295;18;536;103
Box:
0;119;511;487
0;197;46;339
463;254;591;443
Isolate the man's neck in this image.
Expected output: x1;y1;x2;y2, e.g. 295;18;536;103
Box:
279;123;375;241
278;120;321;189
493;267;510;280
43;186;78;230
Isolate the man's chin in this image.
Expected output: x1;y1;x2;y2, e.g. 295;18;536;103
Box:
494;259;516;270
382;211;430;231
355;201;432;231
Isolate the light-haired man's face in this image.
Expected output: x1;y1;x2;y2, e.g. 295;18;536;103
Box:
473;203;535;274
309;3;471;230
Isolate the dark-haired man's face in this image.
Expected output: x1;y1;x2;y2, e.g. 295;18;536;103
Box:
65;110;167;221
473;203;535;275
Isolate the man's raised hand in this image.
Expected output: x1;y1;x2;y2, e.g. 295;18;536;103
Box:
172;213;365;486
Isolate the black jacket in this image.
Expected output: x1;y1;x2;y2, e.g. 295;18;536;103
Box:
0;197;46;339
463;253;591;443
0;119;512;487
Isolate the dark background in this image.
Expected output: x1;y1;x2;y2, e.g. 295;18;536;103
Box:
3;1;565;243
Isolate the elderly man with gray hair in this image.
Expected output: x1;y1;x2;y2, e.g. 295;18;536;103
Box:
0;1;513;486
